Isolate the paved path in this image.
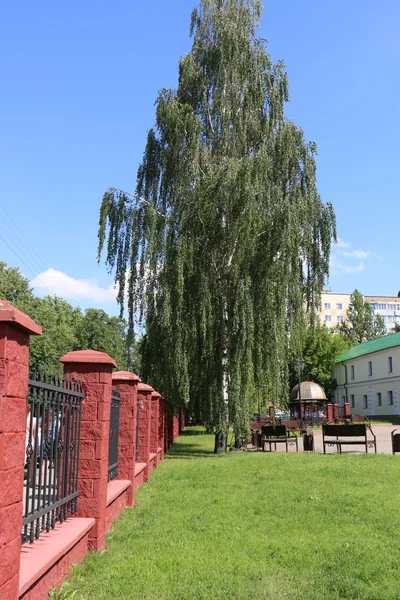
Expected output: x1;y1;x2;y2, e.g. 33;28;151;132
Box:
260;424;399;454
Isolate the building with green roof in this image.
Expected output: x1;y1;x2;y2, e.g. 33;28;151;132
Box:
333;333;400;418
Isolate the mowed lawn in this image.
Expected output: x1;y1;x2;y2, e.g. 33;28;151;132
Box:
58;428;400;600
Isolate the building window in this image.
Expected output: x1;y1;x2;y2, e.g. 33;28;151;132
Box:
350;365;355;380
363;395;368;409
324;303;331;309
368;361;373;376
325;315;331;322
388;391;394;406
388;356;393;373
377;392;382;407
337;315;343;323
341;396;345;405
336;303;342;310
350;394;355;408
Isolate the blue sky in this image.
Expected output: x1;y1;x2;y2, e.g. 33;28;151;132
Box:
1;0;399;315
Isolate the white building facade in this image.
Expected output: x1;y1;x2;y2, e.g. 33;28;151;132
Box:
333;333;400;418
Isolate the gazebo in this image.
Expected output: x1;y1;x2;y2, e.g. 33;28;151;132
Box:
289;381;328;424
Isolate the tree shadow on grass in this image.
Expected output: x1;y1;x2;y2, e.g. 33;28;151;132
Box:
165;430;218;459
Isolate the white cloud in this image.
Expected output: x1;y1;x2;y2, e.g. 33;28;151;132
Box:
342;261;365;274
330;237;377;276
31;268;117;303
342;249;372;260
335;237;351;249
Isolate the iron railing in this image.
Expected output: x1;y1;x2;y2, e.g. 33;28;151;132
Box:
23;368;84;544
108;387;120;481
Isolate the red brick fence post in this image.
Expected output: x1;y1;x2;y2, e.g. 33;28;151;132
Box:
0;301;41;600
158;397;165;461
60;350;116;551
150;391;160;469
111;371;141;506
333;403;339;421
137;383;153;483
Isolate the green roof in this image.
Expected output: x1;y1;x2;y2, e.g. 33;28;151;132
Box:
334;332;400;363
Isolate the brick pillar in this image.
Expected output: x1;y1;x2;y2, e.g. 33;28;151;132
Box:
150;392;160;469
0;301;42;600
344;402;351;418
179;408;185;433
164;407;169;453
173;415;179;441
60;349;116;551
327;403;333;423
158;397;165;460
168;413;174;448
137;383;153;481
333;403;339;421
269;405;274;419
112;371;141;507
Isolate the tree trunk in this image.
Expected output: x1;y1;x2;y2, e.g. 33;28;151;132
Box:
214;431;227;453
214;296;229;454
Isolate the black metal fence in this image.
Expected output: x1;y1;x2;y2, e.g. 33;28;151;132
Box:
23;368;84;544
108;388;120;481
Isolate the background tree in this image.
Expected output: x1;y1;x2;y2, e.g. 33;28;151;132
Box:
98;0;336;452
289;323;351;400
76;309;129;370
0;261;34;307
339;289;386;343
0;260;131;370
394;322;400;333
28;296;83;369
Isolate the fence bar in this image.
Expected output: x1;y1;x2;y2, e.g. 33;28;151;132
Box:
108;388;121;481
22;370;84;544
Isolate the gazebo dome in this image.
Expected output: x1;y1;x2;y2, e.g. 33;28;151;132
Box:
290;381;327;402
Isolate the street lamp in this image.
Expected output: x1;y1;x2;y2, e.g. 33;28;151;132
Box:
292;356;305;419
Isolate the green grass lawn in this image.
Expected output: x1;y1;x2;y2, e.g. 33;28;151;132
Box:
56;428;400;600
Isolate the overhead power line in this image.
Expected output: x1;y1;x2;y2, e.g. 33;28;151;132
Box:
0;233;59;298
0;202;82;308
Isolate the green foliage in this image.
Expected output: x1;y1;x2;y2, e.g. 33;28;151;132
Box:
76;308;131;371
0;261;34;306
60;429;400;600
0;260;132;371
28;296;83;370
297;323;351;400
339;289;387;344
98;0;336;446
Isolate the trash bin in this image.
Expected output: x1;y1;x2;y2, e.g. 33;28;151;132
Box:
303;433;314;452
392;430;400;455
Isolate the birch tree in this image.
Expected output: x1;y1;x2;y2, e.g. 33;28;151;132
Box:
98;0;336;452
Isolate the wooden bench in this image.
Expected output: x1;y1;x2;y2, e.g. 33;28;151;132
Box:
250;420;274;450
280;419;307;436
261;424;298;453
322;424;377;454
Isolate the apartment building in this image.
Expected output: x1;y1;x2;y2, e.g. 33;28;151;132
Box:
364;295;400;333
318;292;352;331
319;291;400;334
333;333;400;417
